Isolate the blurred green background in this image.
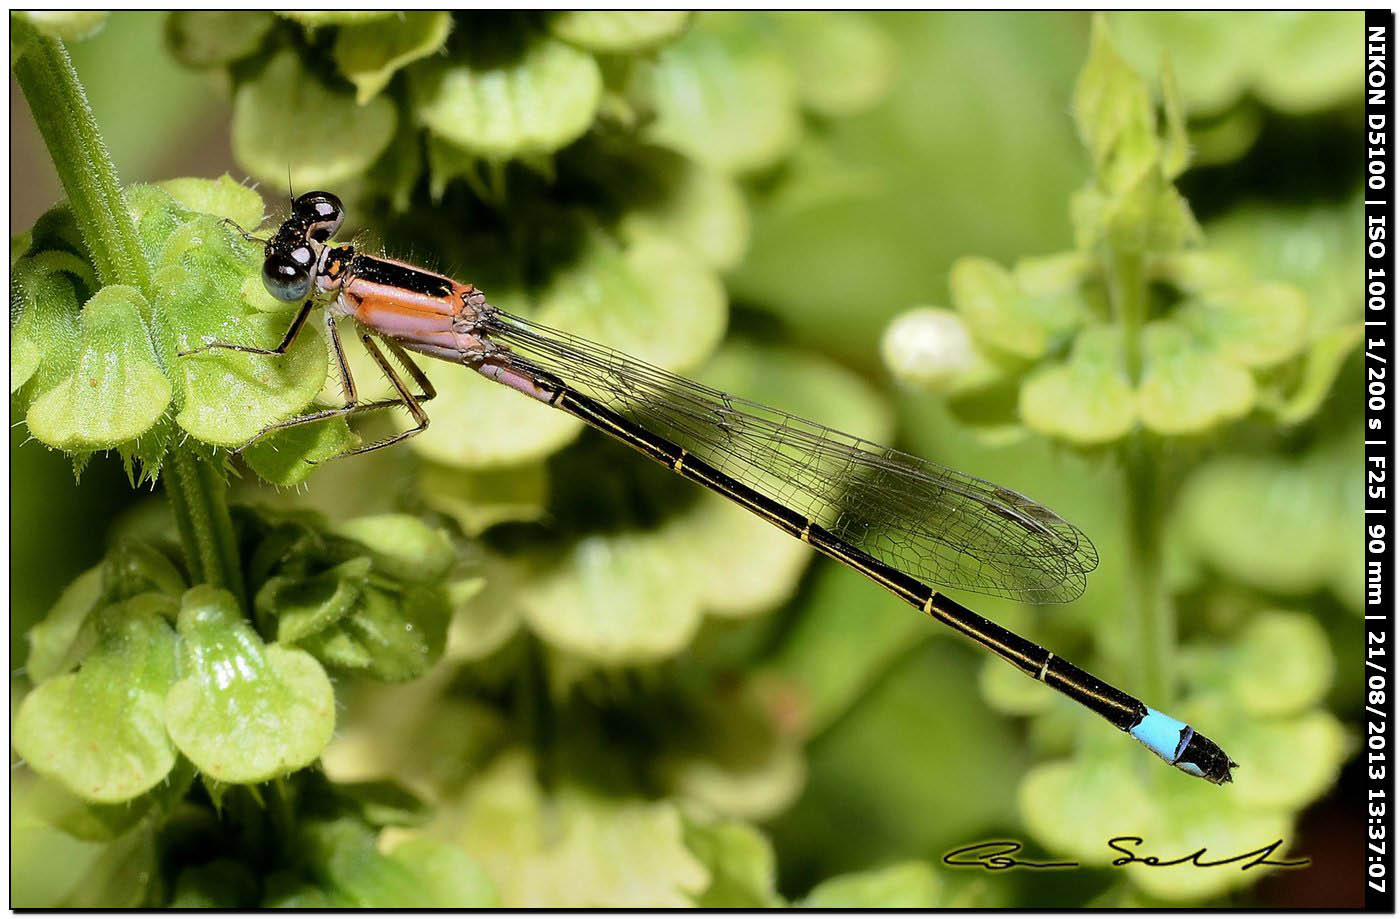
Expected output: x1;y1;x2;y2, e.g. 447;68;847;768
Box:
11;11;1365;908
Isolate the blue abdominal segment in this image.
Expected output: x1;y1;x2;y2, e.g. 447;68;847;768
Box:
1130;707;1192;765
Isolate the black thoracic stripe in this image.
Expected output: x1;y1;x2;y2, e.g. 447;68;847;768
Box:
553;385;1149;733
351;255;454;298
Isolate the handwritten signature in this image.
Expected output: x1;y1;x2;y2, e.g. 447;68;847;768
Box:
943;838;1310;872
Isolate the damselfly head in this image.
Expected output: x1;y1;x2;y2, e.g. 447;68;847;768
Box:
292;190;345;243
262;239;316;302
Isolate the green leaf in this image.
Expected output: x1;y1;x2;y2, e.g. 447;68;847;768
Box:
158;175;266;231
383;836;500;907
257;556;372;644
643;21;802;175
11;260;83;395
26;564;104;682
432;750;708;907
409;33;602;160
1174;281;1308;368
802;862;941;908
1260;322;1363;424
323;585;451;682
240;417;361;485
1137;320;1254;435
1073;15;1157;188
772;12;897;118
164;586;336;783
1110;12;1359;117
1249;12;1360;114
333;11;453;104
536;224;727;373
1020;326;1137;445
683;816;782;908
300;817;499;907
446;567;522;662
1079;171;1202;254
333;514;456;583
949;256;1088;359
320;676;506;800
1226;611;1334;716
658;690;806;821
548;11;690;52
337;779;433;828
621;157;751;272
278;10;397;27
418;460;549;536
103;538;188;603
520;532;704;664
26;285;171;452
1220;709;1349;813
25;762;191;843
233;50;398;188
14;598;179;803
1160;53;1191;179
165;11;274;68
1177;451;1351;595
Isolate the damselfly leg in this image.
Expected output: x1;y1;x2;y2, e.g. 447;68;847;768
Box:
183;298;435;457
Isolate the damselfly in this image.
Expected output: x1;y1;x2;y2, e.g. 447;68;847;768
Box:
188;191;1237;785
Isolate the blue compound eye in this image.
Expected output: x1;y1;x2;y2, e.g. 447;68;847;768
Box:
262;253;313;301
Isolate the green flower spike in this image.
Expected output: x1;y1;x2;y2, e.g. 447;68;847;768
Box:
165;586;335;784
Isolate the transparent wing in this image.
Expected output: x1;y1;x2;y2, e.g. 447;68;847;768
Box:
484;310;1099;603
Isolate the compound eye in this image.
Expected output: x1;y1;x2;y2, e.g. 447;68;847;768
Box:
262;254;313;301
294;191;344;242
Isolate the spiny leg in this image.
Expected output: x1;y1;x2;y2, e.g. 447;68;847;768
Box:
220;216;266;246
231;324;434;457
179;299;315;358
338;334;431;457
378;336;437;406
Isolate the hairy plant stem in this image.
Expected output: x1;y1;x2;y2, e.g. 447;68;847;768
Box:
166;449;247;609
12;24;150;294
15;23;245;607
1108;248;1145;383
1123;438;1173;707
1104;240;1171;702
